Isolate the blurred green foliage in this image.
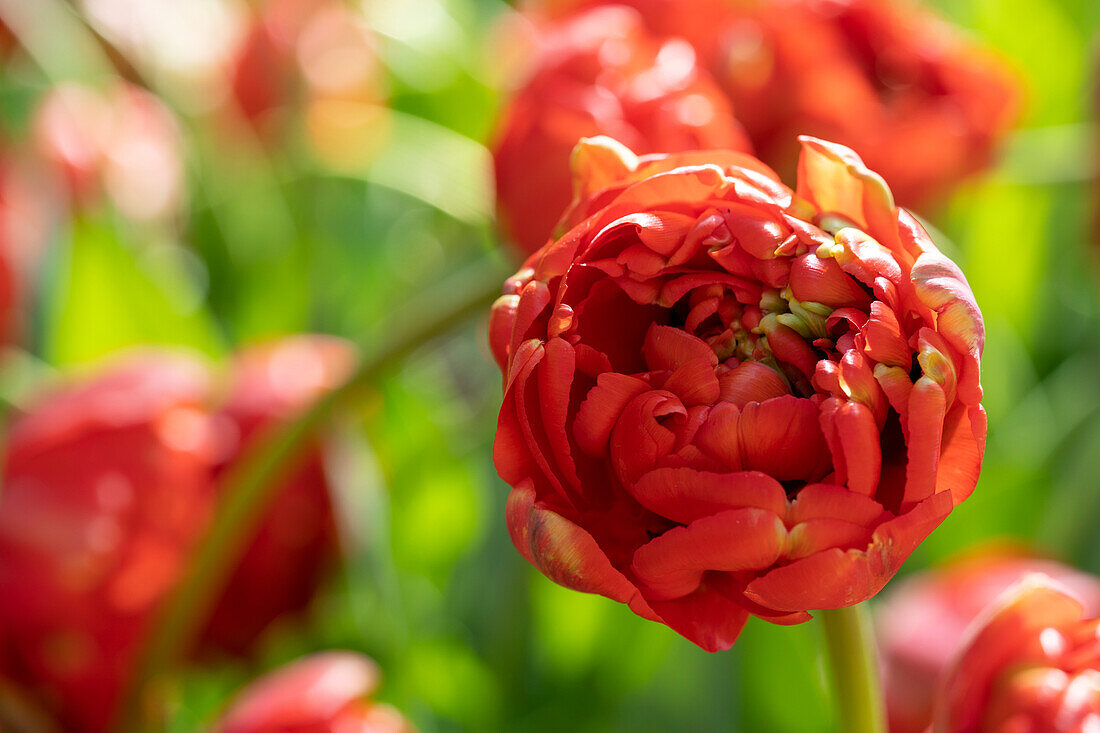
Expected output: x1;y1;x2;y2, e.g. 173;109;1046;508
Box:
1;0;1098;730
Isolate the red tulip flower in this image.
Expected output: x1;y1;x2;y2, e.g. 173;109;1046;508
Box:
214;652;415;733
490;135;985;651
32;81;186;222
878;552;1100;733
200;336;354;654
0;354;219;733
228;0;389;169
934;575;1100;732
492;5;751;255
0;338;353;732
717;0;1020;207
528;0;1020;208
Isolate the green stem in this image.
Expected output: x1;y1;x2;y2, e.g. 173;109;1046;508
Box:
819;604;886;733
118;256;513;732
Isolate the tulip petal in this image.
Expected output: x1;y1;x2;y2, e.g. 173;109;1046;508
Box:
834;400;881;497
629;467;788;524
739;396;832;482
610;390;685;483
633;508;786;600
936;576;1085;733
910;251;984;406
789;483;887;527
538;338;580;488
643;324;718;371
902;376;946;509
647;588;751;653
790;253;872;308
694;401;743;470
795;136;898;244
717;361;790;406
662;357;720;406
787;518;875;560
507;482;641;604
936;403;986;506
745;492;952;611
489;294;520;372
862;302;910;369
574;373;651;457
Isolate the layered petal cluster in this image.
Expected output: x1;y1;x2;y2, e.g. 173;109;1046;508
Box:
0;337;352;732
877;552;1100;733
935;576;1100;732
214;652;416;733
492;5;751;254
490;135;986;651
522;0;1020;208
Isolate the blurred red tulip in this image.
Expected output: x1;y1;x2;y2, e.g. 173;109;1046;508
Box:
214;652;415;733
877;552;1100;733
528;0;1020;208
200;336;354;655
492;5;751;255
227;0;390;170
490;135;985;651
718;0;1020;208
0;354;218;733
32;81;185;223
0;337;354;731
934;575;1100;732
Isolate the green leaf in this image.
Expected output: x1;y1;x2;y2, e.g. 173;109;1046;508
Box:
41;219;224;365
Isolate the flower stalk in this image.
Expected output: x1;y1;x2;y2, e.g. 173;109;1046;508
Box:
819;604;887;733
119;255;514;732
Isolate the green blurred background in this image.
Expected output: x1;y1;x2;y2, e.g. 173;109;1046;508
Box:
0;0;1098;730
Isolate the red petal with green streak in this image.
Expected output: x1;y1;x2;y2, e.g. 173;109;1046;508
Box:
628;467;787;524
936;577;1084;733
739;395;832;482
720;204;787;260
633;508;787;600
506;481;642;605
744;491;952;612
573;373;651;457
763;323;820;379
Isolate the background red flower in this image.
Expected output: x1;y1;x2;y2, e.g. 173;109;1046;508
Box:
492;5;751;254
0;337;353;732
877;551;1100;733
934;575;1100;732
214;651;416;733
